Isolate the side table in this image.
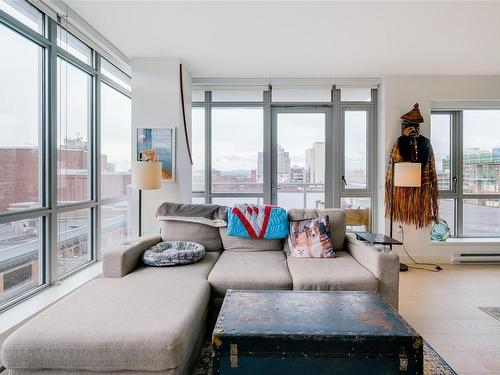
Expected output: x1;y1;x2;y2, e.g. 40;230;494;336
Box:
353;232;408;272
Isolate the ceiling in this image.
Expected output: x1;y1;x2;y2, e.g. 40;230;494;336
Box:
66;1;500;78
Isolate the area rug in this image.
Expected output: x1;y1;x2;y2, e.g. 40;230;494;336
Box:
479;306;500;321
192;339;457;375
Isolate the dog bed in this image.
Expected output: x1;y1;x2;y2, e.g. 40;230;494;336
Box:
143;241;205;266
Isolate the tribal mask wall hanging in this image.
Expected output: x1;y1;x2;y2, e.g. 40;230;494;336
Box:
385;103;439;228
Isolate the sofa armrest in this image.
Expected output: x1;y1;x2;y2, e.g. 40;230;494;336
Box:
102;233;162;278
345;233;400;309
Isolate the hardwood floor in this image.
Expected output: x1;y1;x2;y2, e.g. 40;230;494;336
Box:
399;264;500;375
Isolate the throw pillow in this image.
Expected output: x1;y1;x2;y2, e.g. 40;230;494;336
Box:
286;216;335;258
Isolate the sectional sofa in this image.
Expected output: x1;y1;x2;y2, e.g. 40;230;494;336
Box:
1;207;399;374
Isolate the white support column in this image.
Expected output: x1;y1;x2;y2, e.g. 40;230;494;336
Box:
131;58;192;236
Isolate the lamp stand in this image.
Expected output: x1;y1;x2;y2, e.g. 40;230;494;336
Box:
390;160;409;272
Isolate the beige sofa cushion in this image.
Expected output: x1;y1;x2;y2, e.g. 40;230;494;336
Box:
208;251;292;296
219;227;283;251
1;276;210;373
160;220;222;251
287;209;346;251
287;251;378;291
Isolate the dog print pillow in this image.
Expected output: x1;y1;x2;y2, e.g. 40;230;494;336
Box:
287;216;335;258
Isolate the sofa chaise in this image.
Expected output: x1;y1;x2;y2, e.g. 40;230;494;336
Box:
1;207;399;374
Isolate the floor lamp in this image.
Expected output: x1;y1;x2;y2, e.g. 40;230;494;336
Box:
131;161;162;236
390;161;421;272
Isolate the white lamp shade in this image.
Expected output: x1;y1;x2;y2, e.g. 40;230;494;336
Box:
131;161;162;189
394;162;421;187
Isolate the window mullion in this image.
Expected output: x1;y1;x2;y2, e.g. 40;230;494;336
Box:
331;87;341;208
456;110;464;237
370;90;378;231
324;107;333;208
47;17;58;286
205;91;212;203
94;54;101;261
263;88;272;204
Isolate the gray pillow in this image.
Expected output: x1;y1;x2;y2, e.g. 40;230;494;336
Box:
143;241;205;267
160;221;222;251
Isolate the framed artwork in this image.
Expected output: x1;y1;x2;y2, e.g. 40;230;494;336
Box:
137;128;176;181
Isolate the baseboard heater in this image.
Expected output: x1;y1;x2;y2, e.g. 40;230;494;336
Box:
451;253;500;264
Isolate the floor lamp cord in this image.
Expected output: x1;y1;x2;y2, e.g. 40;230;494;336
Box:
400;226;442;272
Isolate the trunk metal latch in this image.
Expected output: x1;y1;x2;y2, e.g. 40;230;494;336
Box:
399;351;408;371
230;343;238;368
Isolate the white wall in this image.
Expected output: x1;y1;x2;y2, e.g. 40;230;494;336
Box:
131;58;192;235
380;76;500;263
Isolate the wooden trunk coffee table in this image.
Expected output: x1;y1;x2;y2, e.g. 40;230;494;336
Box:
212;290;423;375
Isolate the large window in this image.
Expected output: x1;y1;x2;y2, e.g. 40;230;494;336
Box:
192;107;205;193
100;79;132;254
55;38;95;278
100;83;131;200
343;111;368;189
0;1;131;310
431;109;500;237
0;218;42;305
57;208;91;276
0;23;43;214
340;106;374;232
57;58;92;204
0;4;45;308
192;87;377;230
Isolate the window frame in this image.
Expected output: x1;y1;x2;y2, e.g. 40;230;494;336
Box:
338;90;378;232
271;106;331;209
55;55;94;207
432;109;500;238
211;105;264;197
0;4;131;311
193;91;265;204
192;88;378;231
339;104;376;196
